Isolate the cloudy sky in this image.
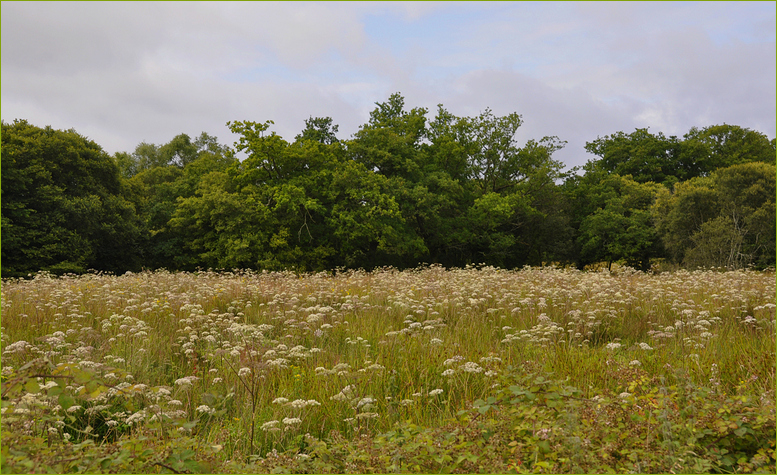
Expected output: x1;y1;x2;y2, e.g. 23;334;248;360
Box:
2;1;775;170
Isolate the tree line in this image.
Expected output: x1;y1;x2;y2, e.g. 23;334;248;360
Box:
2;93;775;277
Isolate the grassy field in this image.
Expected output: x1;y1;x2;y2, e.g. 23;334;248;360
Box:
1;265;775;473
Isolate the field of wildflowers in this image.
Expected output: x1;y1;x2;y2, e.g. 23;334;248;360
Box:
2;265;775;473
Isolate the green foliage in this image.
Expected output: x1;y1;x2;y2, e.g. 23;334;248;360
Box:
683;124;776;171
123;133;236;269
224;369;776;474
585;128;686;186
654;162;776;269
295;116;340;145
1;119;145;277
584;124;774;187
3;100;775;275
566;172;663;270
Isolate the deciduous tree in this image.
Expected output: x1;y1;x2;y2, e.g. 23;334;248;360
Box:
1;120;144;276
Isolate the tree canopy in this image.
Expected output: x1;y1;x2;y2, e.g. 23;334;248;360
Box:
3;95;774;277
1;120;145;276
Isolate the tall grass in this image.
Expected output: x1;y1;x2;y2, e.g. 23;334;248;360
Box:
2;265;774;473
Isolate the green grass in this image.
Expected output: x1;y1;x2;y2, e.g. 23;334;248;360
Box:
1;266;775;473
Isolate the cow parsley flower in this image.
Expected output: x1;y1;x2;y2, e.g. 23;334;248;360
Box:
261;420;279;431
460;362;483;373
174;376;198;387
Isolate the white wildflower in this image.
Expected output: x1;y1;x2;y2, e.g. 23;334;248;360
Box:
443;355;465;366
174;376;198;387
126;410;146;425
267;358;289;368
332;363;351;372
261;420;279;431
330;392;348;402
357;397;376;409
460;362;483;373
355;412;378;419
480;356;502;364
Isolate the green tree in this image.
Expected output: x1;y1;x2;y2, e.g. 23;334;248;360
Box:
653;162;775;269
167;170;273;270
353;97;572;268
682;124;775;173
159;133;199;168
295;116;340;145
459;109;564;196
460;112;569;267
115;132;226;179
347;93;428;181
165;119;423;271
126;133;235;269
116;141;166;178
1;120;144;276
585;124;775;187
584;128;685;186
566;170;663;270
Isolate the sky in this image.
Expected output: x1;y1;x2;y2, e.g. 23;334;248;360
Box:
2;1;775;170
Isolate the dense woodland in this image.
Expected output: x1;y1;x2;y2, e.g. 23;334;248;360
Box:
2;93;775;278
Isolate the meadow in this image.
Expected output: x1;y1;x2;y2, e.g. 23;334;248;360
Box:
1;265;775;473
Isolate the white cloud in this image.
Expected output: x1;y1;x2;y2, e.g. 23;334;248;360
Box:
2;1;773;170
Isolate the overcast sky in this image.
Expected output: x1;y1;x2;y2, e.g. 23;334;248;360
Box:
2;1;775;170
